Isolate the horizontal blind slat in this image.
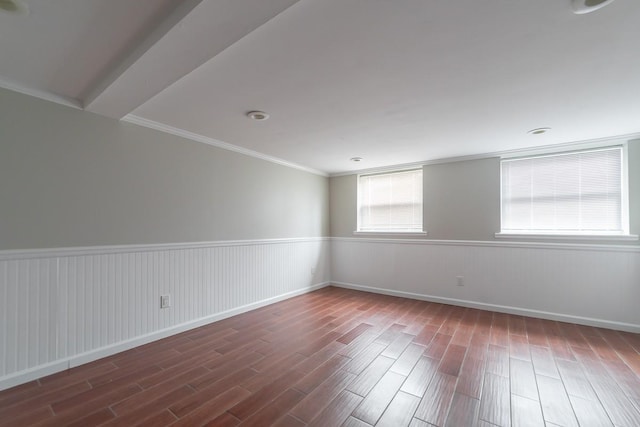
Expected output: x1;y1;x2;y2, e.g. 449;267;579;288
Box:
359;169;423;231
501;147;623;232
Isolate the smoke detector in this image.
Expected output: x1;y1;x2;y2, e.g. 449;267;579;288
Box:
572;0;616;14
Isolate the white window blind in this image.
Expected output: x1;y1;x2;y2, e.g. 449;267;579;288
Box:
501;146;625;234
358;169;423;232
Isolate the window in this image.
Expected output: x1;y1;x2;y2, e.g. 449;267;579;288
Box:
499;146;629;236
357;168;423;233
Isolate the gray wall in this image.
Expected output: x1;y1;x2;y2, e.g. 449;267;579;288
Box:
423;157;500;241
330;141;640;243
2;85;637;250
0;88;329;250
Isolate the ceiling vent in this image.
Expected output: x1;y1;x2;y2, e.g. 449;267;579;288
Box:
572;0;616;14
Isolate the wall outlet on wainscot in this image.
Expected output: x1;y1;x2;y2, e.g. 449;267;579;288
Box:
456;276;464;287
160;294;171;309
311;267;316;275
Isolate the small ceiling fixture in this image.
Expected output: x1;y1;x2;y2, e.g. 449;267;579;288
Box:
572;0;616;14
246;111;269;121
350;157;363;162
527;127;551;135
0;0;29;14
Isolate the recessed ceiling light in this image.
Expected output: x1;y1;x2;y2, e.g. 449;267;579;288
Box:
527;127;551;135
572;0;616;14
350;157;363;162
247;111;269;121
0;0;29;14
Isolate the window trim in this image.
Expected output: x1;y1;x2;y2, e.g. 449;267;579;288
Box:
494;232;638;241
353;231;428;237
498;142;633;239
356;167;425;234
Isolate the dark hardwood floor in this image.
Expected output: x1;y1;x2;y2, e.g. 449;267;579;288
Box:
1;286;640;426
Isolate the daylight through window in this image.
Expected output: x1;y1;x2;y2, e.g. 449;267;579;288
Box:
358;168;423;232
500;146;627;234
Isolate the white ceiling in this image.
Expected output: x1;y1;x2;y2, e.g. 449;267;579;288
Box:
1;0;639;175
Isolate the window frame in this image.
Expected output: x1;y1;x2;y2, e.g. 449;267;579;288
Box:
355;167;426;236
496;142;637;240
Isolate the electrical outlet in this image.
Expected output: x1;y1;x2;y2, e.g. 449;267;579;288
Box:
160;294;171;309
310;267;316;275
456;276;464;287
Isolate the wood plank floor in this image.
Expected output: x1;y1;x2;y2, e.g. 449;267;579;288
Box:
1;286;640;426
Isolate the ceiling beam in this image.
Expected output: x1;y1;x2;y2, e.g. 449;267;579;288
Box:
84;0;301;119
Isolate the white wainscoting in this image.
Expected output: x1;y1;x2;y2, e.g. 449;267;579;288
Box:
0;238;330;391
331;238;640;333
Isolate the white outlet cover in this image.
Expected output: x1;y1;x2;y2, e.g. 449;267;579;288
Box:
161;295;171;308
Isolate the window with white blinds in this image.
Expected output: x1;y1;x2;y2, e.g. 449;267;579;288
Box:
358;168;423;232
500;146;627;234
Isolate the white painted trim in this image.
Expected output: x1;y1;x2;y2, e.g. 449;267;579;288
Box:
0;281;330;391
498;139;630;160
0;237;330;260
0;360;71;392
122;115;328;177
353;231;427;237
331;282;640;334
331;236;640;253
495;232;639;241
340;160;431;178
0;77;82;110
330;133;640;177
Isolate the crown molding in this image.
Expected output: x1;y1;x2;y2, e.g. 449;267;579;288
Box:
0;77;82;109
330;132;640;177
122;115;328;177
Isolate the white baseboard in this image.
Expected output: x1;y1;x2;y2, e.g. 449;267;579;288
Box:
0;282;330;392
331;281;640;334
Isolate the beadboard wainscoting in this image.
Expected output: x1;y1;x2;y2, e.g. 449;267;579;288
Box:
331;237;640;333
0;238;330;391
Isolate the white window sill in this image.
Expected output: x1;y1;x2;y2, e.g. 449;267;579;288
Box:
495;232;639;241
354;231;428;237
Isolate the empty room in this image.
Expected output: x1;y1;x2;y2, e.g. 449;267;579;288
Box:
1;0;639;426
